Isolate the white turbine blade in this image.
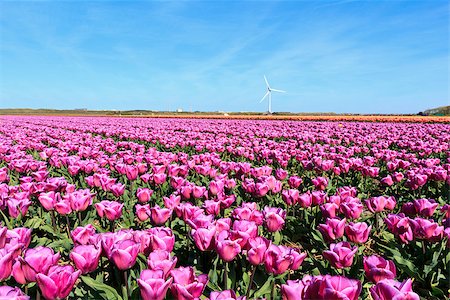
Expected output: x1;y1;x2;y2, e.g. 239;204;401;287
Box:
264;75;270;88
270;88;286;93
259;91;270;103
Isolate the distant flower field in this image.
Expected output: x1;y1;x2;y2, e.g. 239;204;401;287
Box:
0;116;448;300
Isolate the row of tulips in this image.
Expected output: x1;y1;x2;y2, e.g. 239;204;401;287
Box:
0;116;449;299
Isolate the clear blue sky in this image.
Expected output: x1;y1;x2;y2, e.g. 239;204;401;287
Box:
0;0;448;114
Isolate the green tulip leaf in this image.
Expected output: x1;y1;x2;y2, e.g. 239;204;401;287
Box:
81;275;123;300
253;276;273;298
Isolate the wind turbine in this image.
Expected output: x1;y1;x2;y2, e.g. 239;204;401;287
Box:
259;75;286;114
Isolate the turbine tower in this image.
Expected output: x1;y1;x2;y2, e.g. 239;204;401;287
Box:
259;75;286;114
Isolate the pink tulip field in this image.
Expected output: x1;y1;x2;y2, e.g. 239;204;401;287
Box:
0;115;449;300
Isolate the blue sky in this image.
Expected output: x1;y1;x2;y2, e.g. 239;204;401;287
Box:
0;0;448;114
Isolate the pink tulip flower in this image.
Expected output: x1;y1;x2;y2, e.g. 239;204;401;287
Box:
70;244;102;274
345;222;371;244
150;205;172;225
380;175;394;186
109;183;125;197
6;196;31;218
137;188;154;203
54;197;72;215
255;182;270;197
304;275;362;300
147;250;177;278
71;224;98;245
136;204;151;222
125;165;139;180
95;200;123;221
263;206;286;232
192;186;207;199
6;227;32;250
298;192;313;208
209;290;245;300
413;198;438;217
12;246;60;284
282;189;300;206
363;255;397;283
209;180;225;196
320;202;340;219
215;232;241;262
288;176;302;188
318;218;346;242
411;217;444;242
148;227;175;252
138;269;173;300
275;168;288;180
264;244;306;275
35;265;81;300
232;203;263;225
170;266;208;300
38;191;60;211
67;189;94;212
153;173;167;185
323;241;357;269
312;176;328;190
110;239;141;270
186;213;214;230
204;200;221;215
0;285;29;300
230;220;258;248
281;279;310;300
247;236;271;265
163;194;181;209
370;279;419;300
0;244;21;281
192;226;216;251
215;218;231;233
385;214;414;243
366;196;390;213
312;191;327;206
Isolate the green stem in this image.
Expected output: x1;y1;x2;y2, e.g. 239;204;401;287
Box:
246;264;257;299
130;181;135;200
65;215;71;237
224;261;229;290
376;213;383;235
185;222;191;251
100;257;104;280
123;270;130;299
271;277;276;300
111;219;116;232
51;210;57;232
